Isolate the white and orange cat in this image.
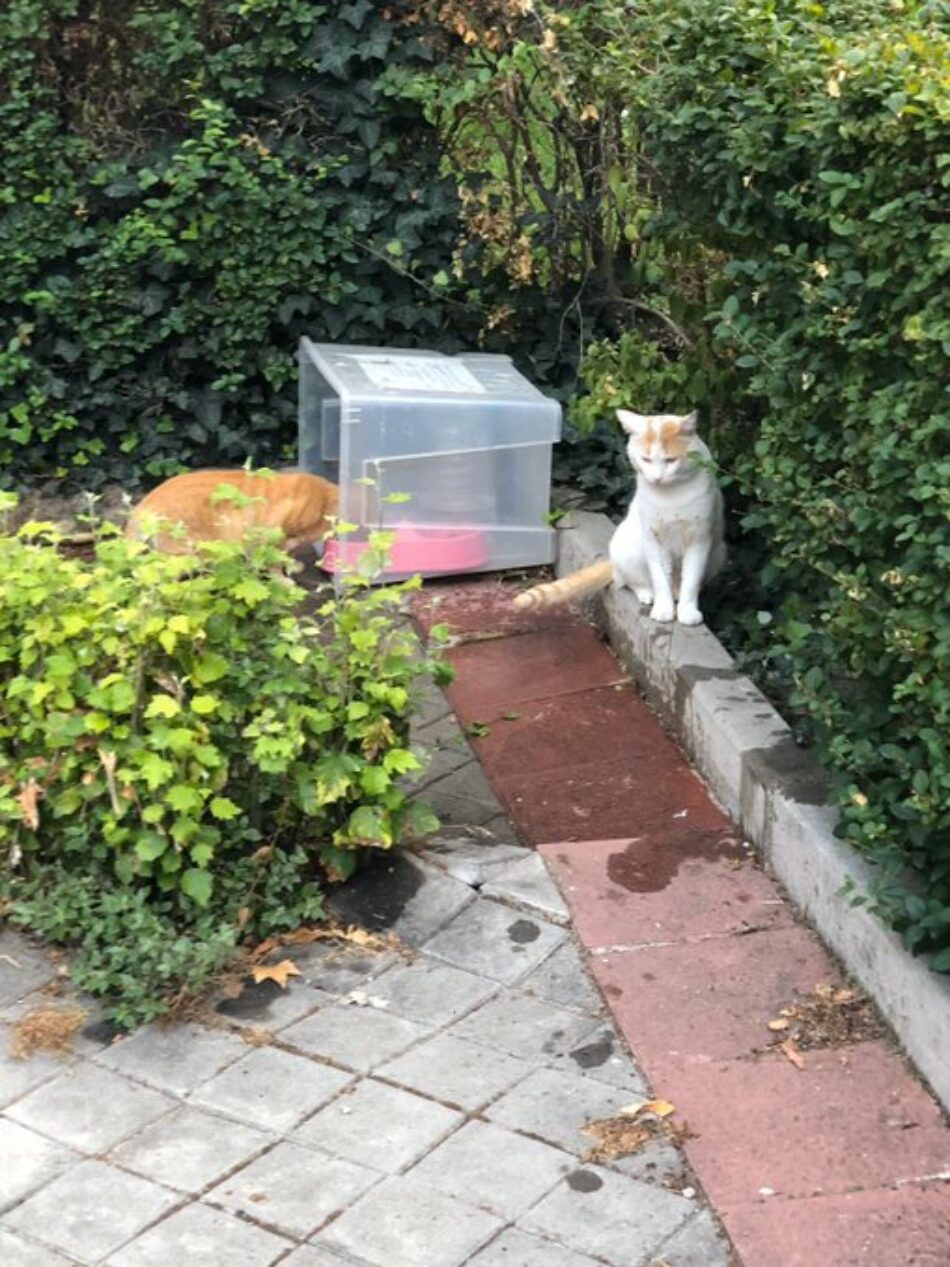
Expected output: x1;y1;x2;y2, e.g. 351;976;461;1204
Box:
516;409;725;625
125;469;338;556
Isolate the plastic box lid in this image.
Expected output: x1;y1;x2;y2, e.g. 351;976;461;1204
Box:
300;339;559;426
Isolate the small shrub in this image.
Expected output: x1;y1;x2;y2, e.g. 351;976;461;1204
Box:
0;507;448;1023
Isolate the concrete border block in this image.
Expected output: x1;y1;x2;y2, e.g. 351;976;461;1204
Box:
555;511;950;1112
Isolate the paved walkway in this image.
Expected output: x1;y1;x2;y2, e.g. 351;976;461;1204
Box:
0;648;727;1265
2;572;947;1266
411;577;950;1267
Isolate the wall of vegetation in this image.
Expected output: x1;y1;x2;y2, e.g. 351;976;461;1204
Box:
2;0;948;966
414;0;950;965
0;0;486;488
632;0;949;964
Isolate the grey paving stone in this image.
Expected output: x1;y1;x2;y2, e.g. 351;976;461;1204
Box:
214;980;330;1030
431;761;498;805
4;1159;177;1263
410;679;452;729
481;813;522;845
206;1140;379;1239
0;931;56;1008
327;854;474;947
547;1022;647;1091
280;943;399;997
190;1046;352;1133
108;1105;270;1193
366;959;497;1026
293;1077;461;1173
450;991;597;1063
485;1066;647;1154
0;1025;69;1110
481;855;570;926
409;1120;571;1219
467;1227;601;1267
520;1166;694;1266
520;943;604;1017
650;1208;734;1267
407;720;473;792
97;1021;247;1095
104;1201;290;1267
7;1063;174;1153
0;1118;76;1212
378;1031;532;1112
282;1248;373;1267
0;1228;78;1267
419;837;528;888
424;900;566;985
315;1172;502;1267
423;788;501;829
282;1002;430;1073
611;1137;691;1188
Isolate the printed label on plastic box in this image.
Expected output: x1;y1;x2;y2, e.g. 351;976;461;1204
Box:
358;355;485;395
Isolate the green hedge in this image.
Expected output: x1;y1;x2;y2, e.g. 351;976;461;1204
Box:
612;0;949;961
0;0;473;488
0;505;446;1023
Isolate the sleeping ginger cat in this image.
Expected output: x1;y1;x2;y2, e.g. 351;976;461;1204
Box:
516;409;725;625
125;470;338;555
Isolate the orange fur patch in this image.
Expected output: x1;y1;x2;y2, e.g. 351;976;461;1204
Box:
658;419;690;458
126;470;338;555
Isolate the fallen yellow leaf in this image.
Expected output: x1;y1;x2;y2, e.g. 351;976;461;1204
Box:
780;1038;806;1071
768;1018;791;1032
251;960;300;989
618;1099;675;1120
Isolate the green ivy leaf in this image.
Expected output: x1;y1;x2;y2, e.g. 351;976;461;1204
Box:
180;868;212;905
209;796;241;820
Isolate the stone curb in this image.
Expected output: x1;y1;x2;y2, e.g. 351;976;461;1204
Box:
556;510;950;1113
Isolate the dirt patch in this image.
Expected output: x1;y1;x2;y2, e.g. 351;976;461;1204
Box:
8;485;132;534
581;1099;691;1164
9;1005;87;1060
766;982;887;1054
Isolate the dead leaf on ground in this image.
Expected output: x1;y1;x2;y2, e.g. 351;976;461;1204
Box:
617;1099;676;1120
248;922;408;964
240;1026;274;1048
250;960;300;989
9;1005;87;1059
779;1038;806;1071
765;982;886;1053
582;1099;686;1163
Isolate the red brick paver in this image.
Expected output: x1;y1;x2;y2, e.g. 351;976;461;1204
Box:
411;578;950;1266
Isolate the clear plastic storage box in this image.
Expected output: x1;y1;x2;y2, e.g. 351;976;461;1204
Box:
298;339;561;578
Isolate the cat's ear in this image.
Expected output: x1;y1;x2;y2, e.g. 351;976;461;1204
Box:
616;409;648;436
679;410;699;435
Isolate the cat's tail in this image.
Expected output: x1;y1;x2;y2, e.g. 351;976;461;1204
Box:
513;560;613;611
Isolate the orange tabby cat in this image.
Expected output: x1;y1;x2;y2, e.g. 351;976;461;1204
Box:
125;470;338;555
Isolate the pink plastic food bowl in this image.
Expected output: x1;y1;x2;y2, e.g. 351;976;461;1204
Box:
321;524;487;578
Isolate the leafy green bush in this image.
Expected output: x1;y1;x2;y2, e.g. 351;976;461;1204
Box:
552;0;950;962
0;505;447;1023
633;0;950;963
0;0;476;488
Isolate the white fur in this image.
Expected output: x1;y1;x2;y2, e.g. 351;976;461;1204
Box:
608;410;726;625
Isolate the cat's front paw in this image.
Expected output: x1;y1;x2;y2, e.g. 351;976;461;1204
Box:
677;603;704;626
649;599;675;623
634;588;654;606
